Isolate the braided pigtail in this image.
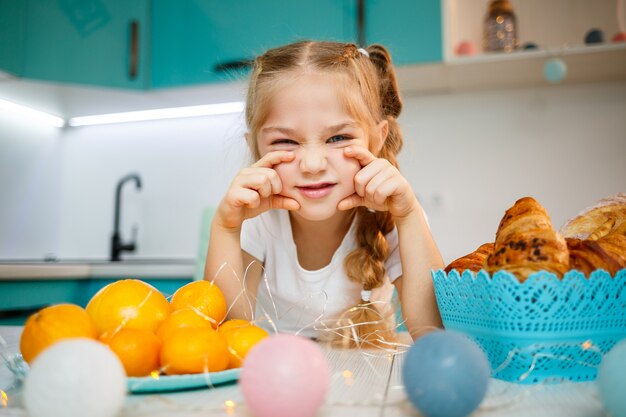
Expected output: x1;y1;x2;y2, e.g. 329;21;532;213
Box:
334;44;405;348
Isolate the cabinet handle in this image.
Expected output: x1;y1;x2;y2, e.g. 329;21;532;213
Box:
129;20;139;80
357;0;365;47
214;59;253;73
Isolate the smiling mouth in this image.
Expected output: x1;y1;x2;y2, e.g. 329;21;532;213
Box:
297;182;336;190
296;182;336;199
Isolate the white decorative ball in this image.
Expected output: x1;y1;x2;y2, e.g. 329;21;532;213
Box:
24;338;127;417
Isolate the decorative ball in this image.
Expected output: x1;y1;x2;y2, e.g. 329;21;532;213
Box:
455;41;477;56
240;334;329;417
522;42;539;50
584;28;604;44
612;32;626;43
544;58;568;83
598;340;626;417
402;331;490;417
24;339;126;417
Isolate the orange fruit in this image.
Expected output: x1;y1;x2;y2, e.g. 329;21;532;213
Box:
100;328;161;377
217;319;252;333
160;327;229;375
156;308;213;341
221;324;269;368
20;303;97;364
86;279;171;335
170;281;227;329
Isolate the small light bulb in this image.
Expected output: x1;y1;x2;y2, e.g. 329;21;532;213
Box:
225;400;236;415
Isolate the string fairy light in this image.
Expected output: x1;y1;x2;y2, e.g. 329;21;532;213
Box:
0;264;615;415
1;390;8;408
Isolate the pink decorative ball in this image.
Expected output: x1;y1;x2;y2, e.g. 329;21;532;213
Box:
612;32;626;42
240;334;330;417
456;41;477;56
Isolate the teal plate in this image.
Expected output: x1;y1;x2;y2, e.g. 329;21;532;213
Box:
127;368;241;393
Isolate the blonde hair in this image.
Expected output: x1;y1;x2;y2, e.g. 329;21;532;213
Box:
245;41;404;347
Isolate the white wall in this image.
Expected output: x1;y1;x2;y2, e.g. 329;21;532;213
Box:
399;81;626;262
1;80;625;263
0;111;63;259
58;114;248;260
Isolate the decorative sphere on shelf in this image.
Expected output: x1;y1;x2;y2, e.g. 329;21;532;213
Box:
544;58;568;84
240;334;329;417
598;340;626;417
23;339;126;417
612;32;626;43
402;331;490;417
584;28;605;44
455;41;477;56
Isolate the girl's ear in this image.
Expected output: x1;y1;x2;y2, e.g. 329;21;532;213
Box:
372;119;389;155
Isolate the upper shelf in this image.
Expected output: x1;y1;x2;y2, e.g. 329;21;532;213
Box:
396;43;626;96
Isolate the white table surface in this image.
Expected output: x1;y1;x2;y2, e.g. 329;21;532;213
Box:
0;326;606;417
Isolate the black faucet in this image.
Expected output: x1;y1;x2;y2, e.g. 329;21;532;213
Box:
111;173;142;261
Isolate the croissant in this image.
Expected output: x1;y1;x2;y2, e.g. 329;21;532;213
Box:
445;243;494;274
568;221;626;276
485;197;570;281
560;193;626;240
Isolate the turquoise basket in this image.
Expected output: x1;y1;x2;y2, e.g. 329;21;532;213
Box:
432;268;626;384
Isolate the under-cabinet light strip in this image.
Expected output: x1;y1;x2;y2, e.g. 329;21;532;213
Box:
68;101;245;127
0;98;66;128
0;99;245;128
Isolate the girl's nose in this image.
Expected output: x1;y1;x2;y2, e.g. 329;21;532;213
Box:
299;146;327;174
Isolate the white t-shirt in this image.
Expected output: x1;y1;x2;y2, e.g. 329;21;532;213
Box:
240;210;403;338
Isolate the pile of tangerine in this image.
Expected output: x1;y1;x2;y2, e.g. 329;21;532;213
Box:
19;279;269;377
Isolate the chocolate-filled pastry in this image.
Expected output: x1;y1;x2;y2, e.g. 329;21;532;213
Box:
560;193;626;240
568;221;626;276
486;197;569;281
444;243;494;274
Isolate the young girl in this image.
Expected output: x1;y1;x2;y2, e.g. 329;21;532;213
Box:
206;41;443;344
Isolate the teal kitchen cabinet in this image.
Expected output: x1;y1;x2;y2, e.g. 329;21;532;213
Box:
365;0;442;65
0;0;441;90
0;277;192;326
0;0;150;89
0;0;26;76
151;0;357;88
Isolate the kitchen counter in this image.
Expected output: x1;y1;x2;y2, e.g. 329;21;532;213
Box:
0;326;606;417
0;259;195;280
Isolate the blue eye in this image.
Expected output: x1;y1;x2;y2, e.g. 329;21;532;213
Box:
327;135;349;144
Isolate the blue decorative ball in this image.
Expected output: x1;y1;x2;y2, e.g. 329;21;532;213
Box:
584;28;604;44
402;331;491;417
544;58;567;83
598;340;626;417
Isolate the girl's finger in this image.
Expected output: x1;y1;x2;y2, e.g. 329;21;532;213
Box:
374;179;404;206
354;159;391;197
229;188;261;209
337;193;366;211
237;169;282;197
253;151;295;168
269;195;301;211
344;146;377;167
364;165;397;200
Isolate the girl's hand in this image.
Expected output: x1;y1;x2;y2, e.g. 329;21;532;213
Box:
337;146;418;219
216;151;300;229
